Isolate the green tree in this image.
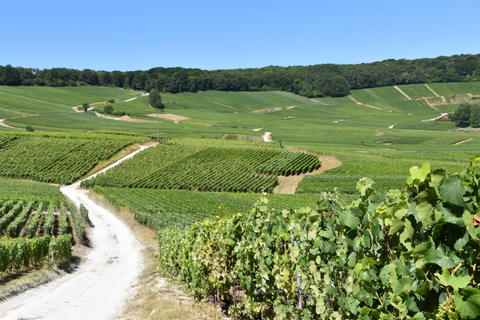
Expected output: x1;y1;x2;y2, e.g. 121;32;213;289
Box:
452;103;472;127
149;89;164;109
104;105;114;114
325;75;350;97
470;104;480;127
82;103;90;112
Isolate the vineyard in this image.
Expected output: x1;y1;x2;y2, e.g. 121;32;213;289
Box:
83;145;321;193
155;157;480;319
0;133;135;184
94;186;323;231
0;198;90;273
82;144;204;188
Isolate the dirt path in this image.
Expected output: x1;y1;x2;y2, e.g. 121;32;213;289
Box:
454;138;474;145
262;132;274;142
347;95;383;110
0;146;153;320
394;86;412;100
121;91;147;103
273;155;342;194
424;84;440;97
0;119;24;130
422;112;450;122
423;98;439;110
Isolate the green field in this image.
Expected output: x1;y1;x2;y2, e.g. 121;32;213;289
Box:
1;82;480;214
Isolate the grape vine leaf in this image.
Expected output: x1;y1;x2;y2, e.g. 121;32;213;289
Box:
454;288;480;319
424;245;452;269
440;176;465;207
462;210;479;241
435;268;471;290
410;163;430;182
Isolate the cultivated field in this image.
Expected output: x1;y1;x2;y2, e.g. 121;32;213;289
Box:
1;82;480;318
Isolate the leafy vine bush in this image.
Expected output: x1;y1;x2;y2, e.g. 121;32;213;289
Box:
0;235;71;272
158;155;480;319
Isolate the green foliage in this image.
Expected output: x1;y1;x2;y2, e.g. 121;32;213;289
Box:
256;151;320;175
59;202;69;235
43;203;55;236
149;88;163;109
82;103;89;112
94;186;322;232
69;203;87;244
452;103;472;127
7;201;34;237
157;157;480;319
48;234;72;262
82;144;203;188
103;104;114;114
0;235;71;272
25;202;44;238
130;147;279;193
84;144;322;193
25;125;34;132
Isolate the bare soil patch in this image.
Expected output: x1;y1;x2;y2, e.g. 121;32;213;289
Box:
454;138;474;145
145;113;190;123
120;115;155;123
273;155;342;194
375;131;385;136
251;106;297;114
262;132;274;142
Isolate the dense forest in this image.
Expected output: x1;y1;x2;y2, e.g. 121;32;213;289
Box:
1;54;479;98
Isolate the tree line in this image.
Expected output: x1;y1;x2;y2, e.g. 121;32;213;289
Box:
1;54;480;98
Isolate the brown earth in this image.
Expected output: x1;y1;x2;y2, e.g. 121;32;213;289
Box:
251;106;297;114
145;113;190;123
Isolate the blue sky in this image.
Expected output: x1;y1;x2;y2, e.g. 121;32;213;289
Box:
2;0;480;71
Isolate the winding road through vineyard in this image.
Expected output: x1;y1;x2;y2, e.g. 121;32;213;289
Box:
0;146;153;320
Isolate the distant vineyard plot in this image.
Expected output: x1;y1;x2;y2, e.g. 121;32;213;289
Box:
83;144;321;193
94;186;323;231
0;133;139;184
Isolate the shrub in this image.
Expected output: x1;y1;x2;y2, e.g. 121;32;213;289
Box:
104;105;114;114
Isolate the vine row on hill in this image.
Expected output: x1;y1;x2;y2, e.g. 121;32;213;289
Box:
0;133;136;184
153;155;480;319
82;145;321;193
0;199;90;273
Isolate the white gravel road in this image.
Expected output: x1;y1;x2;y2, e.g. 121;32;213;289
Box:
0;145;152;320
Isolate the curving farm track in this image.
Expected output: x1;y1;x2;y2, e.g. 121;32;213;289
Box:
0;146;152;320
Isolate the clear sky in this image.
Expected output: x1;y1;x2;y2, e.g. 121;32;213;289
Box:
2;0;480;72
